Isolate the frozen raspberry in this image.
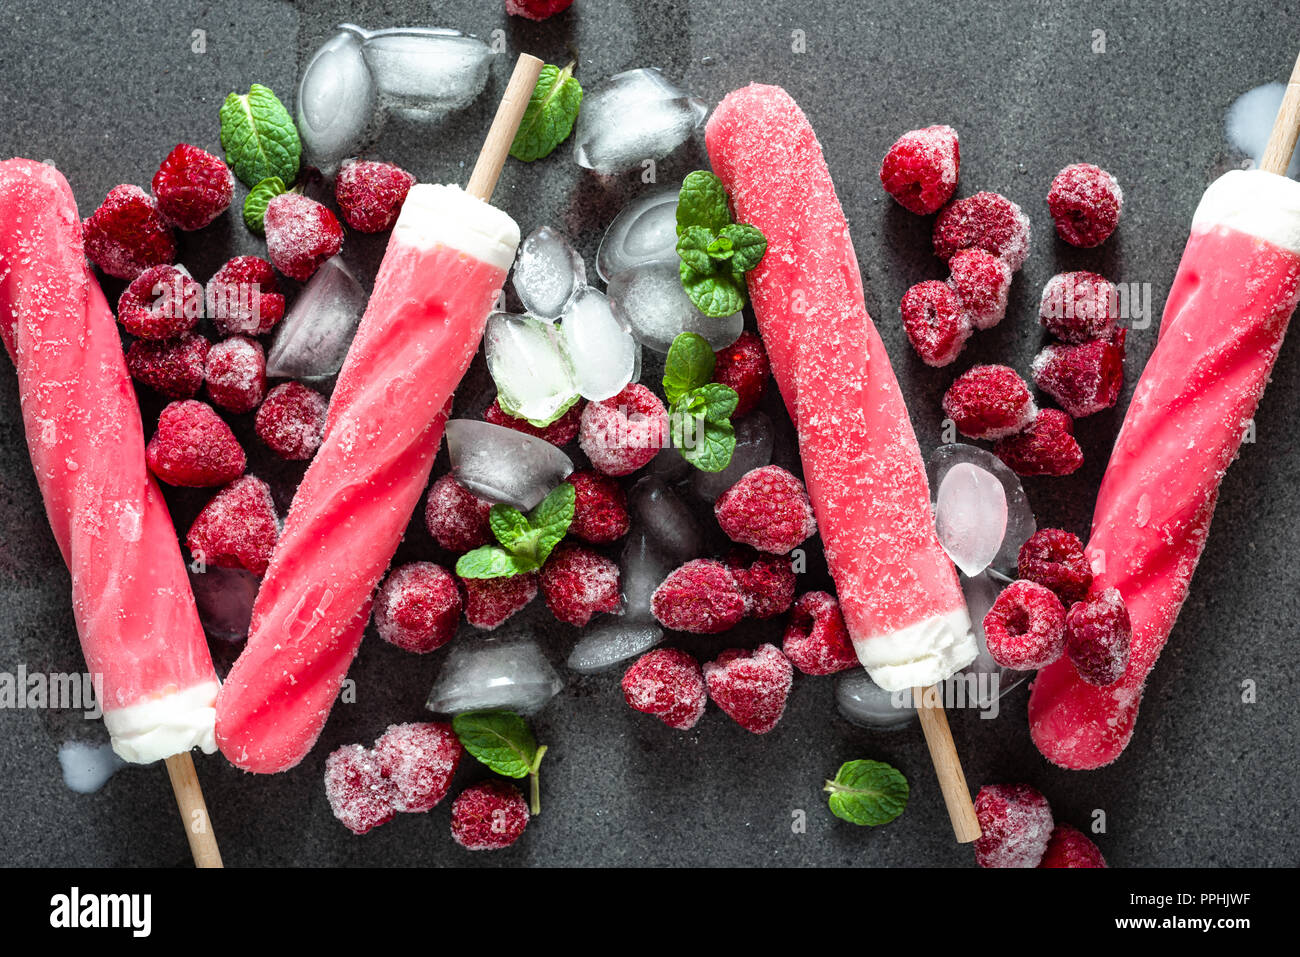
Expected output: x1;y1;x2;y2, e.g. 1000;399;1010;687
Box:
933;191;1031;270
900;280;972;367
704;643;794;735
726;548;796;619
506;0;573;19
712;331;770;418
1017;528;1093;604
205;256;285;336
941;364;1037;440
324;744;397;835
1065;587;1132;686
879;124;961;215
372;722;463;813
540;544;621;627
116;264;203;340
983;579;1067;670
782;591;858;675
185;475;278;576
994;408;1083;477
483;396;584;447
973;783;1055;868
651;559;748;634
255;381;328;460
1038;271;1118;343
424;474;493;551
263;192;344;281
450;780;529;851
1039;823;1107;868
151;144;234;230
1032;330;1126;418
621;648;707;731
125;333;208;399
373;562;462;653
947;248;1012;330
564;469;629;544
204;337;266;414
578;383;668;476
1048;163;1122;248
715;465;816;555
146;400;245;487
334;159;416;233
82;184;176;280
461;573;538;630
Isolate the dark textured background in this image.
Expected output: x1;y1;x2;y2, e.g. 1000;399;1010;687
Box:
1;0;1297;867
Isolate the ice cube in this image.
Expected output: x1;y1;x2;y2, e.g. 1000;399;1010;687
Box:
58;740;125;794
607;258;744;354
512;226;586;321
566;622;664;674
619;528;675;618
353;25;491;115
484;313;580;424
188;566;259;642
445;419;574;510
934;462;1008;577
296;29;380;172
558;286;636;401
927;443;1036;576
690;412;774;502
426;636;563;715
955;570;1030;705
596;189;679;282
649;442;692;481
628;475;706;565
572;68;708;174
835;671;916;731
266;257;367;380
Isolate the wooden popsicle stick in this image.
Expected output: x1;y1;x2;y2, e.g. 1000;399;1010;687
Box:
913;685;982;843
1260;50;1300;176
466;53;546;202
164;752;223;868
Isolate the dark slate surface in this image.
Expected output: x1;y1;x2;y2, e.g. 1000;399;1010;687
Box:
1;0;1296;867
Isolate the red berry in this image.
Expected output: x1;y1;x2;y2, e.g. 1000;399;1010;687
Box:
933;191;1031;270
578;383;668;476
335;159;416;233
622;648;708;731
1065;587;1132;687
372;721;463;813
263;192;343;281
712;331;770;417
1017;528;1093;604
450;780;529;850
947;248;1011;330
540;543;621;627
461;573;538;630
1038;271;1118;343
900;279;971;367
185;475;278;576
994;408;1083;477
565;469;630;544
726;548;796;619
323;744;397;835
1048;163;1122;248
1039;823;1107;868
1032;330;1126;418
941;364;1037;440
125;333;208;399
254;381;328;460
205;256;285;336
879;124;961;215
205;336;266;414
651;559;748;634
714;465;816;555
82;184;176;280
373;562;462;653
152;144;234;230
146;400;245;487
973;783;1055;868
116;264;203;340
483;396;584;447
505;0;573;20
782;591;858;675
704;643;794;735
983;579;1067;670
424;474;493;551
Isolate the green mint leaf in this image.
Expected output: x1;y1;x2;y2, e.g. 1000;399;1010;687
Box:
693;382;739;423
680;261;746;318
498;390;581;429
720;223;768;273
526;482;576;565
455;546;537;579
824;759;910;827
676;170;732;236
679;415;735;472
452;710;549;815
706;234;735;262
675;225;717;274
662;332;716;405
219;84;301;188
242;176;286;234
488;505;532;551
510;62;583;162
670;386;738;473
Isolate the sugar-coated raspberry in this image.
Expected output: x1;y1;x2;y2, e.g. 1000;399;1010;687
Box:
372;722;463;813
994;408;1083;477
125;333;208;399
782;591;858;675
263;192;344;281
973;783;1055;868
151;144;234;230
324;744;397;835
450;780;529;851
703;643;794;735
147;400;245;487
82;184;176;280
424;474;493;551
1032;330;1126;418
1038;271;1118;343
879;124;961;215
540;544;621;627
947;248;1012;330
205;256;285;336
578;383;669;476
1065;587;1132;687
505;0;574;19
942;364;1037;440
1048;163;1122;248
373;562;462;653
204;337;266;414
726;548;796;619
116;264;203;340
621;648;708;731
461;573;538;630
983;580;1068;670
651;559;748;634
484;396;584;447
714;465;816;555
255;381;328;460
1017;528;1093;604
185;475;278;576
712;331;770;418
900;279;972;367
564;469;629;544
334;159;416;233
1039;823;1107;868
933;191;1031;270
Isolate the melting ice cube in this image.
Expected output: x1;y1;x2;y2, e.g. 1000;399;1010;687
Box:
628;476;706;566
928;443;1035;577
607;258;743;354
266;257;367;380
445;419;574;510
572;68;708;174
296;29;380;172
566;622;664;674
484;312;580;424
934;462;1008;577
353;25;491;115
512;226;586;321
596;189;680;282
58;740;126;794
426;636;563;715
834;671;915;731
558;286;636;402
619;527;676;619
690;412;774;502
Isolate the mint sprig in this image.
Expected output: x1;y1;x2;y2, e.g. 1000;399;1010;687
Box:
452;710;549;814
824;759;910;827
219;84;301;189
662;333;739;473
510;61;583;162
455;482;576;579
242;176;286;233
674;171;766;318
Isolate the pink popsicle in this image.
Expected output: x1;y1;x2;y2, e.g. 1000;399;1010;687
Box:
1030;169;1300;768
0;158;219;762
